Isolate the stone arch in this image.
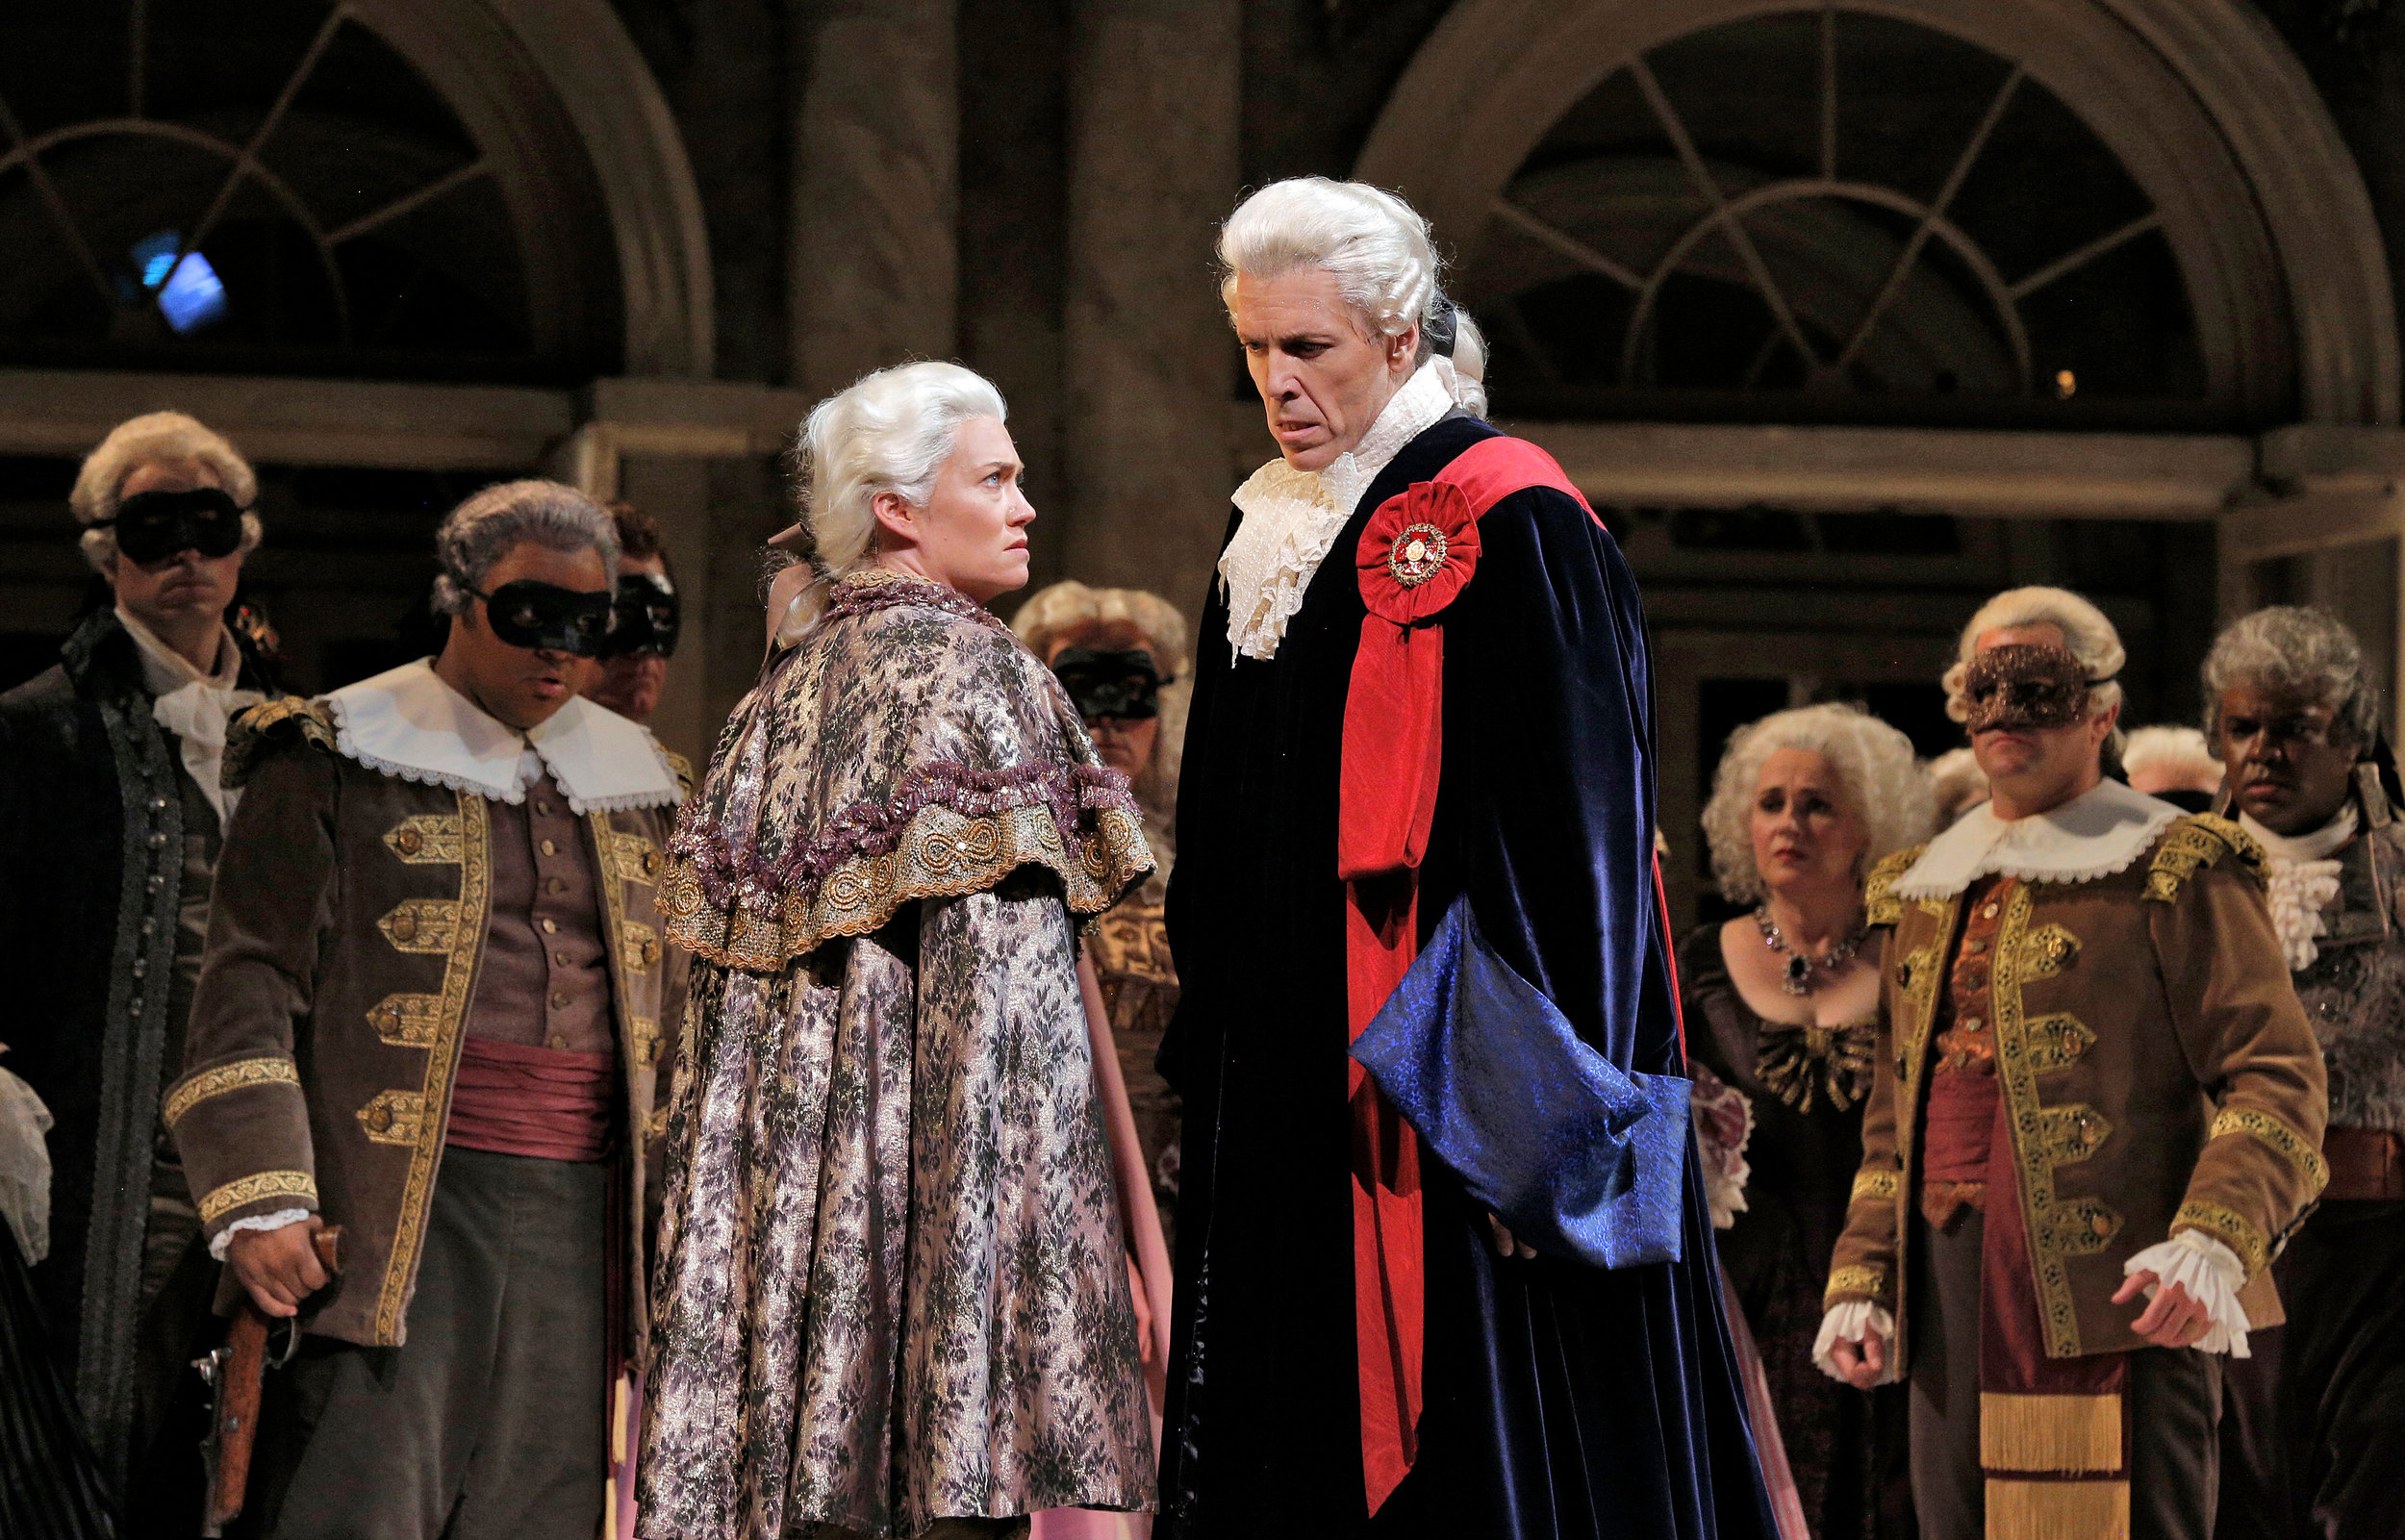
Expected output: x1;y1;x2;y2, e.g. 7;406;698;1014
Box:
351;0;715;378
1357;0;2395;425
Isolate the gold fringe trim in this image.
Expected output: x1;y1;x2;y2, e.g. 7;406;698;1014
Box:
1980;1392;2121;1473
1985;1478;2129;1540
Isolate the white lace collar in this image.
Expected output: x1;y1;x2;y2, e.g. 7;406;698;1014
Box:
1892;777;2181;897
1218;363;1456;663
324;659;680;813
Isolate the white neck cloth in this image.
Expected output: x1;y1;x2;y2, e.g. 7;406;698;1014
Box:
1217;362;1456;664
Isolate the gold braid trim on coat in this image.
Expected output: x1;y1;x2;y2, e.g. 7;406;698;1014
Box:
2142;815;2264;903
1863;845;1926;928
164;1056;298;1128
222;696;337;789
2209;1107;2330;1198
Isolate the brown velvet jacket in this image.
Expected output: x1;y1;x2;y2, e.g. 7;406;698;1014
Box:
166;697;687;1351
1827;814;2328;1362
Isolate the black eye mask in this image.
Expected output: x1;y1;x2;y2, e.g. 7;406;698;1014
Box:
96;487;246;565
472;580;615;656
599;571;680;660
1052;647;1161;721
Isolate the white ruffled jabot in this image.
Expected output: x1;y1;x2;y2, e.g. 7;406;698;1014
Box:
2240;805;2355;971
323;659;680;813
1891;778;2181;899
1218;363;1456;663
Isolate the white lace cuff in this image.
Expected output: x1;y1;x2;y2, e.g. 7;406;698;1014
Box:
1812;1300;1899;1384
2125;1230;2252;1356
208;1209;313;1262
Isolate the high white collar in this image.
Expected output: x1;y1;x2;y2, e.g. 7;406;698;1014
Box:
1218;363;1456;663
2240;804;2357;866
324;659;680;813
1892;777;2181;898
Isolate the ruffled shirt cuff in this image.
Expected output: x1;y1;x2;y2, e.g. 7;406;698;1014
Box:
207;1208;313;1262
1812;1300;1899;1384
2125;1229;2252;1357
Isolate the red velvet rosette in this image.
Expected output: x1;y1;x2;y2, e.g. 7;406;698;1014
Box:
1355;477;1482;624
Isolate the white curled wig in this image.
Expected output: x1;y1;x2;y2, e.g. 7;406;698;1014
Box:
777;361;1009;642
1940;586;2127;740
71;411;262;571
430;480;620;616
1702;702;1937;903
2201;606;2382;747
1012;580;1190;817
2121;725;2224;796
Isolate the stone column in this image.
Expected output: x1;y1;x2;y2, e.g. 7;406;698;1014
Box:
1063;0;1243;630
787;0;960;397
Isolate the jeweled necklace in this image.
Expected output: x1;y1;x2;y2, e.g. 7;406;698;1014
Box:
1754;907;1869;997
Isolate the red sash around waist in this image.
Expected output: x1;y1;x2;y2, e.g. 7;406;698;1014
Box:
445;1036;617;1163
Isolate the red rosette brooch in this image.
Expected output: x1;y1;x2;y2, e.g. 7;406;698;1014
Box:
1355;477;1481;624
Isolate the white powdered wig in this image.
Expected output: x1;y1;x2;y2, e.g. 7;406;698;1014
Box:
2202;605;2382;747
778;361;1009;640
1443;312;1489;418
1940;586;2127;729
1011;579;1190;816
1925;746;1990;825
431;480;620;616
1219;177;1441;350
1702;702;1937;903
71;411;262;570
2122;725;2224;797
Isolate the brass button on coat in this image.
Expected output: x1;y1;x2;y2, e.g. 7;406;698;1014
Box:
394;829;422;855
392;914;418;943
366;1104;392;1132
550;990;570;1008
541;918;558;934
546;877;567;896
541;839;558;856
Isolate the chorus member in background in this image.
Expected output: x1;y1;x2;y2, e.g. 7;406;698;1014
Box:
2121;724;2223;813
169;480;686;1539
1161;176;1772;1538
1922;747;1987;827
1015;581;1190;1250
643;363;1159;1540
1821;586;2326;1540
1685;703;1933;1540
0;411;274;1525
2204;606;2396;1540
583;501;680;725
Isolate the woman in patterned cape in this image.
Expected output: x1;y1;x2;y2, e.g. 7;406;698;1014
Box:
639;363;1158;1540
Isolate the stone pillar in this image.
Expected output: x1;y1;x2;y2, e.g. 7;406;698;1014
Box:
787;0;960;398
1063;0;1243;629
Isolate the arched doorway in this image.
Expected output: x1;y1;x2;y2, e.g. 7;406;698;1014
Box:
1355;0;2398;921
0;0;734;741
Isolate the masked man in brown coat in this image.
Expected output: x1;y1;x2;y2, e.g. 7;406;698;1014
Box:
1817;585;2327;1540
168;480;687;1540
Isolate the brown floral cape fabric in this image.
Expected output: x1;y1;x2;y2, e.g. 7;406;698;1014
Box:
641;571;1156;1538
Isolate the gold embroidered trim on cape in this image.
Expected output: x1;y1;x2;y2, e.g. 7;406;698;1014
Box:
2175;1198;2271;1279
1980;1392;2122;1473
375;789;489;1344
199;1170;318;1226
661;800;1152;972
1864;845;1925;927
223;696;336;788
165;1056;297;1127
1826;1264;1887;1303
1985;1478;2129;1538
1850;1169;1899;1203
2143;815;2264;903
2210;1107;2330;1197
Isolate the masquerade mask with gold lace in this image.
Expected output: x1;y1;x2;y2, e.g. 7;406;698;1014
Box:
1962;642;2094;733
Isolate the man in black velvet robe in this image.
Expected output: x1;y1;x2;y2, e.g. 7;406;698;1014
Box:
1159;176;1775;1538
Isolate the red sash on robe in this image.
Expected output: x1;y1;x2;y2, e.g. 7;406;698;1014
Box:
1338;435;1602;1511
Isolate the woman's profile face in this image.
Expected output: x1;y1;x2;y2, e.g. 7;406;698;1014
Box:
1749;746;1869;897
879;415;1034;603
